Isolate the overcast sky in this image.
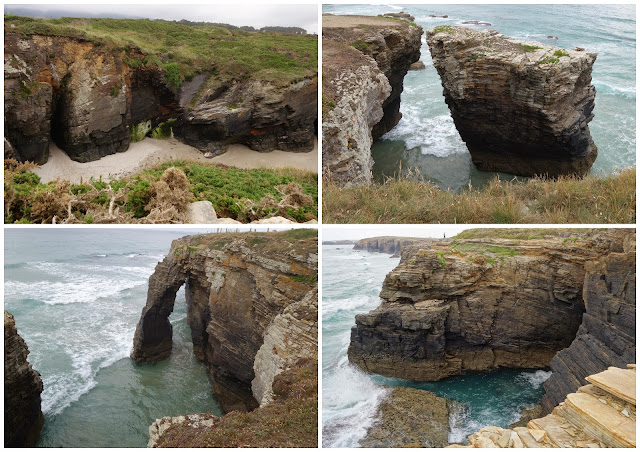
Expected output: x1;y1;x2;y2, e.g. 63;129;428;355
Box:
5;3;318;34
322;226;467;242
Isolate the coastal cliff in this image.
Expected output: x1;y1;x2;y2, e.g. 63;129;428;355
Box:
541;236;636;413
353;236;433;255
348;229;633;382
4;311;44;447
427;26;597;177
322;14;422;186
131;230;317;413
4;17;317;164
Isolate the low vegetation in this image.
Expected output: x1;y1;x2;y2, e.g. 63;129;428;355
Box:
323;168;635;224
5;159;317;224
4;15;317;88
454;228;589;240
155;359;317;448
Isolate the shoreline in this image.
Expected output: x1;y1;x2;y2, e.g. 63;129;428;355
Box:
33;137;318;184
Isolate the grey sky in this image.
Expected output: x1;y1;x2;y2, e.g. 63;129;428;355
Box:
5;3;318;34
322;226;467;242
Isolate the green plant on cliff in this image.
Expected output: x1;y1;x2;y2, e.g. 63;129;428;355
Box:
554;49;570;58
130;120;152;142
4;15;317;87
377;15;418;27
322;168;635;224
521;44;542;52
150;119;177;139
432;25;455;34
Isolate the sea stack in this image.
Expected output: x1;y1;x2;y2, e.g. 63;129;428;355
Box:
322;14;422;186
427;26;598;177
5;311;45;447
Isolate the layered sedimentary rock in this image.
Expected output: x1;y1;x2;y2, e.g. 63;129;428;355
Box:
541;235;636;413
322;15;422;186
5;311;44;447
455;365;635;448
178;77;317;153
5;33;317;163
360;386;450;448
427;26;598;177
131;232;317;413
322;39;390;186
348;229;632;381
252;287;318;406
353;236;433;255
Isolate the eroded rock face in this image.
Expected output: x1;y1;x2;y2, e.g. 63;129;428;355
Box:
427;27;598;177
323;14;422;140
5;311;44;447
348;230;630;381
131;232;317;413
322;39;390;186
5;33;317;163
5;34;132;163
178;78;317;153
540;234;635;413
252;287;318;406
360;386;450;448
322;15;422;186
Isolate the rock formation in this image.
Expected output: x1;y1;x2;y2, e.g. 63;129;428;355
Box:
540;235;636;413
322;38;390;187
5;311;44;447
360;386;450;448
5;31;317;163
348;229;633;381
322;15;422;186
353;236;433;255
131;231;317;413
454;365;636;448
427;26;598;177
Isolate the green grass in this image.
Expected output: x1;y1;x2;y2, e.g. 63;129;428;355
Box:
5;15;317;88
282;228;317;240
554;50;570;57
376;15;418;28
432;25;455;34
288;274;317;284
521;44;542;52
5;160;317;223
454;228;589;240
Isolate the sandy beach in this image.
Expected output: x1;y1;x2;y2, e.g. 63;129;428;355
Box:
33;137;318;184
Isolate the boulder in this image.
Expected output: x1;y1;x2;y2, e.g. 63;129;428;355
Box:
427;26;598;177
186;201;218;224
409;61;426;70
360;386;450;447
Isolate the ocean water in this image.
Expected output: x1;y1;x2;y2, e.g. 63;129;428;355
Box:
323;4;636;190
4;229;223;447
322;245;551;447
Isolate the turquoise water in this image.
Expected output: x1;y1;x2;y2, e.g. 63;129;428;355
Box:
322;245;550;447
4;229;223;447
323;4;636;190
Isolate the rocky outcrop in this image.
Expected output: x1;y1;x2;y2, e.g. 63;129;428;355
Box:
348;229;632;381
360;386;450;448
455;365;636;448
353;236;433;255
178;77;317;153
5;311;44;447
383;12;416;22
322;15;422;186
131;231;317;413
540;236;636;413
427;26;598;177
5;32;317;163
322;38;390;187
252;287;318;406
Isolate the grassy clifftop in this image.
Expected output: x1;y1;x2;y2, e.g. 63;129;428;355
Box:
4;15;317;86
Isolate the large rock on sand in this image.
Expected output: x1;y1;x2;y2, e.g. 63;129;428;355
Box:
427;26;598;177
